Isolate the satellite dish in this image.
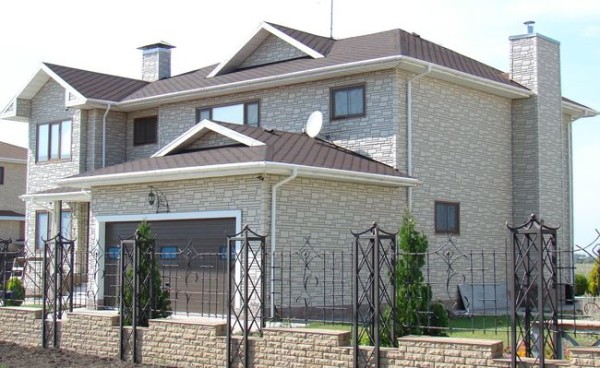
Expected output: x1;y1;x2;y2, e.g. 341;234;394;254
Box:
305;111;323;138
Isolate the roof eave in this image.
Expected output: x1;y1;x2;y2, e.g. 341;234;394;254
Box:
562;100;599;120
57;161;420;189
118;56;530;111
20;189;92;203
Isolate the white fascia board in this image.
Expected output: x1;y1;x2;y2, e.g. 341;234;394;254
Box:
57;161;419;189
400;57;533;99
152;119;265;158
0;216;25;221
562;100;599;119
20;189;91;203
262;22;324;59
0;157;27;164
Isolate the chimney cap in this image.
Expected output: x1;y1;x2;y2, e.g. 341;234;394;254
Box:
524;21;535;34
137;41;176;51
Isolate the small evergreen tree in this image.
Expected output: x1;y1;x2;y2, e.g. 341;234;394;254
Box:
588;262;600;296
396;211;430;336
124;220;171;326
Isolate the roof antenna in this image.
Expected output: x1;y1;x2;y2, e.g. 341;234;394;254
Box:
330;0;334;38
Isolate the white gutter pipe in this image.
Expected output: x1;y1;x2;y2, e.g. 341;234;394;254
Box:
102;104;112;168
407;65;432;209
270;168;298;318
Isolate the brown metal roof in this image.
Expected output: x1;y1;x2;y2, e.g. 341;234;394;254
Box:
0;141;27;161
69;122;407;180
0;210;24;217
266;22;335;56
44;63;149;101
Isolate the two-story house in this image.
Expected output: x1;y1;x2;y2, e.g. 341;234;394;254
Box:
0;141;27;245
1;21;597;311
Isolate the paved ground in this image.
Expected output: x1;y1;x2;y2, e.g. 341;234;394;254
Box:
0;342;159;368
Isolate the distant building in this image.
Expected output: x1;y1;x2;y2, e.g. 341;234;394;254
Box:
0;141;27;243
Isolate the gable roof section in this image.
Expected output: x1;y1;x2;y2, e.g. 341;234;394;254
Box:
208;22;331;78
0;141;27;163
43;63;149;102
59;121;417;188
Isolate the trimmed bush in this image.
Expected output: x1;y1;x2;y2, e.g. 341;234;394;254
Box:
574;273;589;296
5;277;25;306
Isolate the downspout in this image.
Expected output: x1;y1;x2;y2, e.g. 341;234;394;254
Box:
407;65;432;209
270;168;298;318
102;104;112;168
568;119;574;282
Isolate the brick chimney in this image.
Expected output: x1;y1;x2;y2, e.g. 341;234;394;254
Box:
510;21;567;239
138;41;175;82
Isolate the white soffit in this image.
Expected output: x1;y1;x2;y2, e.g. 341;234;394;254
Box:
152;119;265;158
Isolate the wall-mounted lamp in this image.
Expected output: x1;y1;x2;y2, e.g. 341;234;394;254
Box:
147;185;170;213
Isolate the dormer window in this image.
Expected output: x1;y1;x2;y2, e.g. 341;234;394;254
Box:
36;120;72;162
196;101;260;127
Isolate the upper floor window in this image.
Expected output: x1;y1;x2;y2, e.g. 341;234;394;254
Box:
134;116;158;146
435;201;460;234
0;166;4;184
36;120;72;162
196;101;260;127
331;84;365;119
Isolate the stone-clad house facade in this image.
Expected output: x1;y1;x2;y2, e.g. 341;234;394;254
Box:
0;142;27;242
1;21;597;309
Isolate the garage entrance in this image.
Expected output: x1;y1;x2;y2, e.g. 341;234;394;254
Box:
103;217;236;316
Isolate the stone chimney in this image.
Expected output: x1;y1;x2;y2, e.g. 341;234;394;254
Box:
510;21;567;241
138;41;175;82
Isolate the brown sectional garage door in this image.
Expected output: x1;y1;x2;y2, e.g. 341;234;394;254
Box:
103;217;236;315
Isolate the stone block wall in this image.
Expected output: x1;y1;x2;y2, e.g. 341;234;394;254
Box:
2;308;600;368
0;307;42;347
240;34;308;69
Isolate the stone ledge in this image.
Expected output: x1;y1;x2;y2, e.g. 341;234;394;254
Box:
398;335;503;347
264;327;351;336
570;347;600;354
0;307;42;318
494;357;570;367
149;316;226;326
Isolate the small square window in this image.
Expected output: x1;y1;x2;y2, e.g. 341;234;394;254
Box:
435;201;460;234
331;84;365;119
133;116;158;146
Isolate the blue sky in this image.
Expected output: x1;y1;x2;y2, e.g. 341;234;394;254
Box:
0;0;598;245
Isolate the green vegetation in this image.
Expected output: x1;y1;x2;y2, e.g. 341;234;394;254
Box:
574;273;589;296
123;220;171;326
588;262;600;296
394;211;448;339
5;277;25;306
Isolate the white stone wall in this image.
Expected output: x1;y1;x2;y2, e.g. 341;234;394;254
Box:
409;75;514;294
155;70;399;167
240;34;307;68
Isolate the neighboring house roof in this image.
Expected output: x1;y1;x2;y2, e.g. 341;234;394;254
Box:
0;141;27;164
0;210;24;217
59;120;418;188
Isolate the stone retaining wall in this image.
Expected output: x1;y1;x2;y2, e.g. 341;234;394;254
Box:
1;307;599;368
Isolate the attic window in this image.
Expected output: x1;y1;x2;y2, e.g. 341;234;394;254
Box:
134;116;158;146
196;101;260;127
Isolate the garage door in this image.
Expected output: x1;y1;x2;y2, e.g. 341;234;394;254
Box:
103;217;236;316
